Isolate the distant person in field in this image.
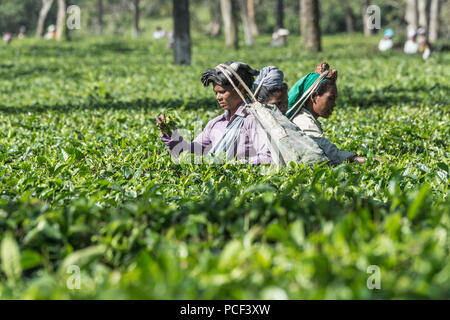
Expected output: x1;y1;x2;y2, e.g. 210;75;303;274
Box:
404;27;419;54
18;26;26;39
417;26;427;53
153;26;167;40
271;28;289;47
3;32;12;45
253;66;289;115
378;29;394;52
156;61;272;164
45;25;56;40
286;62;388;165
417;27;432;60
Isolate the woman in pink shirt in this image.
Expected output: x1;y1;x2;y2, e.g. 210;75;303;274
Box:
156;62;272;165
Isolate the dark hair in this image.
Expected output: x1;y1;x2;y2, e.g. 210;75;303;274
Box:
315;79;337;96
201;61;258;90
255;83;288;103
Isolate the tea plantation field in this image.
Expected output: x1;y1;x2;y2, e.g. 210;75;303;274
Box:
0;35;448;299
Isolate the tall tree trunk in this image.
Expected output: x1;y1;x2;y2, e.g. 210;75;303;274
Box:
405;0;418;31
36;0;54;38
417;0;427;29
275;0;284;30
300;0;321;51
173;0;191;65
248;0;259;36
97;0;104;35
428;0;440;42
133;0;140;38
362;0;373;36
208;1;222;37
239;0;254;46
344;1;355;34
220;0;238;49
56;0;66;40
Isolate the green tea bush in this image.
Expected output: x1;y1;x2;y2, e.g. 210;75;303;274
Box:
0;35;448;299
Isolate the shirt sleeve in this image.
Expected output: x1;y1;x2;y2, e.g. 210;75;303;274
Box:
293;114;356;164
311;137;356;165
159;122;213;157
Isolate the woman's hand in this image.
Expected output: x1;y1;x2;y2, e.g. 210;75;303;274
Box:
156;113;172;136
350;155;391;164
351;156;366;164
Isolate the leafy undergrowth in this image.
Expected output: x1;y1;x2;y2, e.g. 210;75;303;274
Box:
0;35;448;299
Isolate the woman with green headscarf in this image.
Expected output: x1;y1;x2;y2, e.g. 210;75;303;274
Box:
286;62;387;165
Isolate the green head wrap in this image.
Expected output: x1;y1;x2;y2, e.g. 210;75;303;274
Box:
286;72;327;119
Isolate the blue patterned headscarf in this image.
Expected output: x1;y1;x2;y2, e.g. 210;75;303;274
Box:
253;66;284;89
